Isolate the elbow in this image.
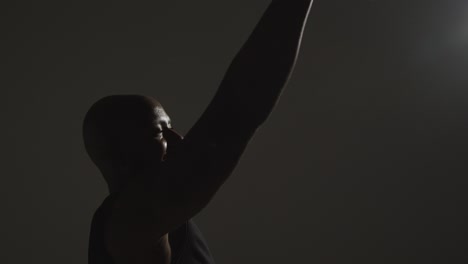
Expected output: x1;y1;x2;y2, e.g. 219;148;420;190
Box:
250;112;269;128
236;110;268;130
242;102;277;127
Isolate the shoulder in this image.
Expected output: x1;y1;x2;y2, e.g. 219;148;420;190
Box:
90;194;118;228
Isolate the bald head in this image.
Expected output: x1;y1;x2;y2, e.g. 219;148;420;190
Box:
83;95;172;188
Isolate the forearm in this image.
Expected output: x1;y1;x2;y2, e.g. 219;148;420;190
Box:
212;0;313;125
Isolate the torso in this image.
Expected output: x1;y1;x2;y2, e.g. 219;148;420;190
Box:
88;194;215;264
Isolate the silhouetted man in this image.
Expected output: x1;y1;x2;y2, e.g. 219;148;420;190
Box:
83;1;313;263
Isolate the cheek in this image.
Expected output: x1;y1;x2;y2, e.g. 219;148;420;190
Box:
132;138;166;160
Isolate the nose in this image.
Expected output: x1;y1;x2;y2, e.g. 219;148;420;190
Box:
163;128;183;145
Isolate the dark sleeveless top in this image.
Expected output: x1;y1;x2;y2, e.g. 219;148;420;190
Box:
88;194;216;264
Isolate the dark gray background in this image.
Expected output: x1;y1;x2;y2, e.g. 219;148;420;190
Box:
2;0;468;263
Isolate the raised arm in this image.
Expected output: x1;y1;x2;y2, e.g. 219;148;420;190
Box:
206;0;314;126
108;0;314;251
161;0;314;232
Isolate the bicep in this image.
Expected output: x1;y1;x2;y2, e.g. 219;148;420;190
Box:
107;113;256;254
106;102;259;245
166;108;258;205
154;104;258;223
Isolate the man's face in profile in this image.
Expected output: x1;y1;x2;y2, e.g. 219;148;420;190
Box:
83;95;183;180
147;105;183;163
118;101;183;168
